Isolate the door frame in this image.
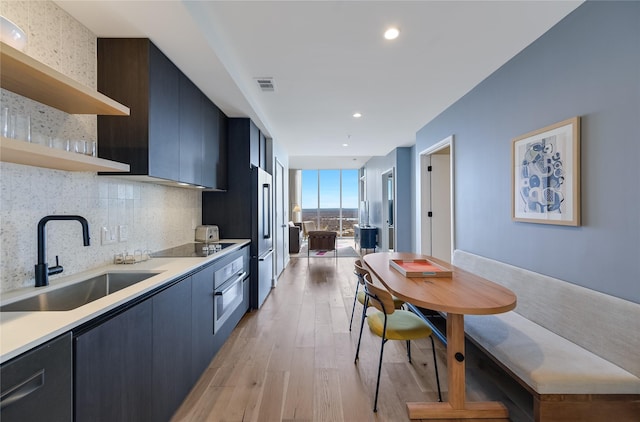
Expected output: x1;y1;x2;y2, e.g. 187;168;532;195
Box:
419;135;455;259
274;158;286;283
381;167;395;252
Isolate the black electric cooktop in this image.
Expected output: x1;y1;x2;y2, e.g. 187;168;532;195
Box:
152;242;235;258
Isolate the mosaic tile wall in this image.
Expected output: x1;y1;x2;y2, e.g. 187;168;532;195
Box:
0;1;202;293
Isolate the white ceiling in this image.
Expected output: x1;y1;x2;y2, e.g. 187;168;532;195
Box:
55;0;582;169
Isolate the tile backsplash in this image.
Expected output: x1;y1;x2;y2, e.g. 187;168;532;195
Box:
0;1;203;293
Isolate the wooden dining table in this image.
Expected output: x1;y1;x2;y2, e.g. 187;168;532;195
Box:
363;252;517;420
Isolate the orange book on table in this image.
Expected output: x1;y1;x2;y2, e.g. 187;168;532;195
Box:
389;259;452;278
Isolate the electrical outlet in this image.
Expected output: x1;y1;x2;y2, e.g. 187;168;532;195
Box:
101;226;116;245
118;225;128;242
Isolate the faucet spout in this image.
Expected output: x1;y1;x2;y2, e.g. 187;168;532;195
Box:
35;215;90;287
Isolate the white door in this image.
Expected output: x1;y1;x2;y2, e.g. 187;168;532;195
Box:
431;153;451;262
381;169;394;252
274;159;286;280
420;137;454;263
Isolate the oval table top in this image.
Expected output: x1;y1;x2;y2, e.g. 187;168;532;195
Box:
363;252;517;315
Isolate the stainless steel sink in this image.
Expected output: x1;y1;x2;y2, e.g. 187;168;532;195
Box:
0;271;162;312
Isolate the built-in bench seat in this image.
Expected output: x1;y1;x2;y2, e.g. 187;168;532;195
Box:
452;250;640;422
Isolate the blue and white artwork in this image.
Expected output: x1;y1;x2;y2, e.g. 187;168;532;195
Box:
518;135;565;213
512;117;579;226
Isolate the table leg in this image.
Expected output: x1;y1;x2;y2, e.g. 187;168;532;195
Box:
406;313;509;419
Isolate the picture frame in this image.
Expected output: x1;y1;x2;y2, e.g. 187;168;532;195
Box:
512;116;580;226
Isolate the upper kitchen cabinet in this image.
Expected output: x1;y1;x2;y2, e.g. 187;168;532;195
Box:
229;118;268;172
203;97;228;189
96;38;227;190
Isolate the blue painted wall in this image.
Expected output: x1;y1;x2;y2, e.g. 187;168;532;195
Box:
364;147;413;252
395;148;413;252
414;1;639;303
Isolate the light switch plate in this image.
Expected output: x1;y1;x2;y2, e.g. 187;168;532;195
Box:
118;225;128;242
101;226;116;245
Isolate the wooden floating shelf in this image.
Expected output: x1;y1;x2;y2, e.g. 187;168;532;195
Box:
0;42;129;115
0;137;130;172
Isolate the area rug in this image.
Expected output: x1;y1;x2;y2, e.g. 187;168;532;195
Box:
292;240;360;258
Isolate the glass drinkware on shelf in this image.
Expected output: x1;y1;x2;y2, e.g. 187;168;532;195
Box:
14;114;31;142
74;140;86;155
1;107;9;138
87;141;97;157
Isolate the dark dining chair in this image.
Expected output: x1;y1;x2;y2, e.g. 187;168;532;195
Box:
307;230;337;258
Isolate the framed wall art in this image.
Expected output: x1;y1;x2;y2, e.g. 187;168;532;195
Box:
512;116;580;226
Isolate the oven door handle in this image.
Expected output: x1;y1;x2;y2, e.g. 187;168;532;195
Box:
215;272;246;295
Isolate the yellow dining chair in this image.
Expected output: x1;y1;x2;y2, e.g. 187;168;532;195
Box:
354;272;442;412
349;261;404;331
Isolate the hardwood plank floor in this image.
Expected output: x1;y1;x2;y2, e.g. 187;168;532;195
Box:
173;256;530;422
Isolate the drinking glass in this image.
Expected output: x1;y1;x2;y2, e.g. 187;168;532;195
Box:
1;107;9;138
87;141;97;157
14;114;31;142
74;140;87;155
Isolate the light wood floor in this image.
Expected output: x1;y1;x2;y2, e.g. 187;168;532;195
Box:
172;257;531;422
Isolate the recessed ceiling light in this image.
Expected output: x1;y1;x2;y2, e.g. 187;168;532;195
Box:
384;27;400;40
177;182;189;186
353;112;362;118
342;143;349;147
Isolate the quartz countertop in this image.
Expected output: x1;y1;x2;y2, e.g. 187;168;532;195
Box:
0;239;250;363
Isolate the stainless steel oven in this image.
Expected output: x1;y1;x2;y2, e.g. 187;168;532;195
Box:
214;256;246;330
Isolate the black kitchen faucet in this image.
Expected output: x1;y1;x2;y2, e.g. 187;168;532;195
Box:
35;215;90;287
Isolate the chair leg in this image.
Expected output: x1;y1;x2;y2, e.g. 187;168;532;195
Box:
373;337;387;412
429;336;442;402
349;280;360;331
354;297;368;363
406;340;411;363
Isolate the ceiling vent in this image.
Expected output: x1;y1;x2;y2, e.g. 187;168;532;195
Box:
255;77;275;92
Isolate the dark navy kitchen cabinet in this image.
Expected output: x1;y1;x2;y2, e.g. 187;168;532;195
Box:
97;38;227;189
1;334;72;422
68;247;249;421
74;277;195;422
97;38;180;182
203;118;261;239
152;276;193;422
75;303;153;421
203;119;273;310
191;264;215;380
202;99;228;190
179;74;203;186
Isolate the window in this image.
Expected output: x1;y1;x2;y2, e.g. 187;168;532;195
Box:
301;169;358;237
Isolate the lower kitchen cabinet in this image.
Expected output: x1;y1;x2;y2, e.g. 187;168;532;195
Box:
152;276;193;422
191;264;215;381
1;333;72;422
74;277;194;422
69;246;250;421
75;301;153;421
192;245;250;381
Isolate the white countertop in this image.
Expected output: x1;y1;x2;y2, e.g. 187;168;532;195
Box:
0;240;250;363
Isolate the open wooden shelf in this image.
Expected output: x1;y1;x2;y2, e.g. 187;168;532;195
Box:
0;42;129;115
0;137;130;172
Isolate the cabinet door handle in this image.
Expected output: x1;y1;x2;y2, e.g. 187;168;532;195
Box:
0;369;45;409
